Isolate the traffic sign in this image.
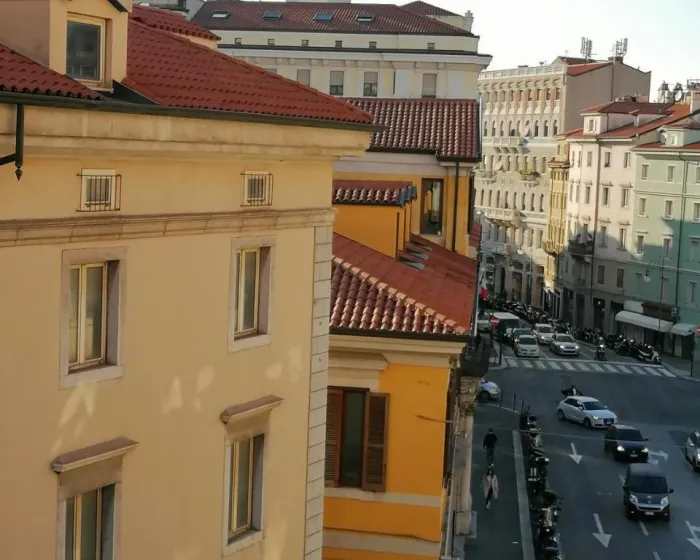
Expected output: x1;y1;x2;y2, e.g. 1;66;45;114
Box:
490;317;499;326
696;326;700;336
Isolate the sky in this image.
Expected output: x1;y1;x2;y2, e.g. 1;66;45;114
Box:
402;0;699;95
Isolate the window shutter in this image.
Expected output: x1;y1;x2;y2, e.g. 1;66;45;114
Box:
325;389;343;486
362;392;389;491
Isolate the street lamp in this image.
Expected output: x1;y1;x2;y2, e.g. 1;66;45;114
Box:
643;257;668;348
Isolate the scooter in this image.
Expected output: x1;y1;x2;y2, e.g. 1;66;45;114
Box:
561;386;584;397
595;343;607;361
635;344;662;364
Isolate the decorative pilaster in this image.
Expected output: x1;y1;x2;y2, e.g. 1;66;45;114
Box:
303;225;333;560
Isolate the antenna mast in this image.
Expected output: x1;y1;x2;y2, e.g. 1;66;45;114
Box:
580;37;593;61
612;38;628;59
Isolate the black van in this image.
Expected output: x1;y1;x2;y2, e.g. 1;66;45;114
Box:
622;463;673;521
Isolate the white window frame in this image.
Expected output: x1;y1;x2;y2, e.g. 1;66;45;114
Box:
604;151;611;167
62;485;115;560
596;264;605;285
421;73;437;98
296;69;311;86
623;152;631;168
66;15;106;86
329;70;344;96
634;272;643;294
363;71;379;97
691;239;700;262
695;166;700;184
689;281;698;305
635;234;645;254
641;164;649;180
621;188;630;208
663;199;673;219
69;263;108;371
616;268;625;289
80;169;117;211
586;151;592;167
242;172;273;206
601;186;610;206
638;197;647;217
667;165;676;182
693;202;700;222
618;228;627;250
599;225;607;247
662;237;672;257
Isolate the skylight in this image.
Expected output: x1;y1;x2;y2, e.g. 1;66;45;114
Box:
263;11;282;20
211;10;230;19
356;13;376;22
313;12;334;22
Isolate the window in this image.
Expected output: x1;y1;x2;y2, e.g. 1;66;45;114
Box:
586;151;592;167
555;88;560;100
427;42;435;50
604;152;611;167
267;38;275;46
528;229;533;247
599;225;607;247
335;40;343;48
587;119;595;132
63;484;116;560
329;71;344;95
601;186;609;206
638;197;647;216
624;152;631;168
356;13;376;22
621;188;630;208
667;165;675;182
79;170;119;212
553;120;558;135
689;281;698;305
326;388;389;491
421;73;437;98
664;200;673;219
212;10;231;18
66;18;104;82
69;263;110;373
619;228;627;249
636;234;645;254
634;272;643;294
262;11;282;20
663;237;672;257
694;203;700;222
232;247;271;343
369;41;377;49
226;436;264;543
696;167;700;183
301;39;309;47
661;277;669;300
530;193;535;211
488;191;492;206
597;265;605;285
539;193;545;212
584;186;591;204
363;71;378;97
537;229;543;248
234;38;242;46
313;12;333;21
641;164;649;180
616;268;624;289
296;68;311;86
480;190;484;205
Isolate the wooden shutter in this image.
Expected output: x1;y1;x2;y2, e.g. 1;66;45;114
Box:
361;392;389;492
325;389;343;486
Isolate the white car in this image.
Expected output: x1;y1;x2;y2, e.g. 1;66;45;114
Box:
550;333;580;356
557;396;618;429
533;323;555;344
514;335;540;358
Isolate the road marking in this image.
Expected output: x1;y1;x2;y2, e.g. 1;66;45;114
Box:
523;361;533;369
563;362;575;371
536;360;546;369
686;520;700;550
577;362;591;371
592;513;611;548
632;366;647;375
618;365;631;373
646;368;662;377
660;368;676;378
604;364;618;372
569;442;582;464
639;521;649;536
590;363;604;372
619;474;625;484
550;361;562;370
652;552;660;560
513;432;536;560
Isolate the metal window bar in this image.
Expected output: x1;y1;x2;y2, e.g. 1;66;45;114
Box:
242;173;273;207
77;173;121;212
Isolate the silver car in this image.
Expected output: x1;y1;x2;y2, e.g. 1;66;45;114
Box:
557;396;618;429
514;335;540;358
533;323;554;344
550;333;580;356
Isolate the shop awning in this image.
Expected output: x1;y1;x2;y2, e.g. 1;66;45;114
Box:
671;323;697;336
615;311;673;333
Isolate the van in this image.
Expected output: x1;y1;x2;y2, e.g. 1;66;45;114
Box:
490;312;521;336
622;463;673;521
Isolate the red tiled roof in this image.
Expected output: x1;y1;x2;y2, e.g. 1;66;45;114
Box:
131;5;220;40
123;20;373;124
554;56;597;65
664;118;700;130
567;62;611;76
598;104;690;139
633;140;700;151
193;1;472;35
0;43;99;99
557;128;584;139
347;98;479;160
401;1;459;17
332;233;476;334
333;179;416;206
582;101;671;115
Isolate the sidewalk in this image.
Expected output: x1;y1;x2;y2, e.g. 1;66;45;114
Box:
456;405;529;560
660;352;698;379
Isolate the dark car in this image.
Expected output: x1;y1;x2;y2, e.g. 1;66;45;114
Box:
508;328;533;348
604;424;649;462
622;463;673;521
684;431;700;472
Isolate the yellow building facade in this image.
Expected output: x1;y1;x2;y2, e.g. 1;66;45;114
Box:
0;2;373;559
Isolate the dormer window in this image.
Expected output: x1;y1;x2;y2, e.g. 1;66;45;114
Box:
313;12;333;22
66;16;105;83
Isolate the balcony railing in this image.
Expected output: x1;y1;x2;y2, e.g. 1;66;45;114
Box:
457;342;492;380
568;240;593;258
544;240;561;256
484;207;520;224
484;136;524;151
77;172;121;212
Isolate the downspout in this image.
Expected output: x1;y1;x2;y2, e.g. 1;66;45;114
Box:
451;162;460;251
674;153;689;309
588;140;603;324
394;212;400;258
0;104;25;180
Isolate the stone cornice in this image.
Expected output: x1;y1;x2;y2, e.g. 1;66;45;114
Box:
0;207;336;248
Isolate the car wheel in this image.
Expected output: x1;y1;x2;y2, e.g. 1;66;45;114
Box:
584;417;592;428
478;391;490;403
694;457;700;472
557;409;565;421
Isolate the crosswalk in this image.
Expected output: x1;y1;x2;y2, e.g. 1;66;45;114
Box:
503;357;677;378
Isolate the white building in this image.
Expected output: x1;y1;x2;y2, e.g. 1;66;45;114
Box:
475;57;650;309
190;0;492;99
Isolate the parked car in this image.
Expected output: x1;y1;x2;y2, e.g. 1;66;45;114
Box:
477;314;493;333
622;463;672;521
478;379;501;403
684;430;700;472
556;396;617;428
550;333;580;356
603;424;649;462
514;335;540;358
533;323;555;344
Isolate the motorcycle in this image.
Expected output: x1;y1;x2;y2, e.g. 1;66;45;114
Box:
636;344;661;363
561;386;584;397
615;338;632;356
595;343;607;361
606;333;624;349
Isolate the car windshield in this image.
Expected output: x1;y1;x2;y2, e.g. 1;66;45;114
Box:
629;476;668;494
583;400;606;411
538;326;553;333
617;429;644;442
555;335;574;343
518;336;537;345
514;329;530;336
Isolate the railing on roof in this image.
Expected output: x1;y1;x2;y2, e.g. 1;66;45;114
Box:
479;64;566;81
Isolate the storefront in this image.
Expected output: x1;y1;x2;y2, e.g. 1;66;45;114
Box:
670;323;697;359
614;301;673;347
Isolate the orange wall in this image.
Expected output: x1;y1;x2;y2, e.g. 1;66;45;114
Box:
324;548;436;560
334;205;401;257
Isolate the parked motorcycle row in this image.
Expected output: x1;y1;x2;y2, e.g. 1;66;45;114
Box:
520;409;562;560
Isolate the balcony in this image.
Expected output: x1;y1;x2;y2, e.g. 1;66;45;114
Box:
544;240;559;256
483;207;520;226
519;170;541;185
483;136;524;153
568;240;593;260
476;169;496;183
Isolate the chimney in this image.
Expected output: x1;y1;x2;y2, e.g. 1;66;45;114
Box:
463;10;474;32
690;90;700;114
608;56;624;63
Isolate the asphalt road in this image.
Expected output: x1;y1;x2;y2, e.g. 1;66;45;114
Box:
484;357;700;560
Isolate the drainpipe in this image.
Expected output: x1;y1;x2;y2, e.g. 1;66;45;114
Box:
588;140;603;328
451;162;460;251
0;104;25;180
674;153;689;310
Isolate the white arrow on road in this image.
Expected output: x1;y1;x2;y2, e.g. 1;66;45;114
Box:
686;521;700;551
592;513;611;548
648;457;659;466
649;450;668;460
569;442;582;464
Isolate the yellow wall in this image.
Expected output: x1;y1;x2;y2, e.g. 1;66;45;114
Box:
334;205;404;257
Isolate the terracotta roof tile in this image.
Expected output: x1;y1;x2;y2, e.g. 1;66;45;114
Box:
401;1;459;17
582;101;672;115
347;98;479;160
131;5;220;40
333;179;416;206
123;20;373;124
332;233;476;334
664;118;700;130
566;62;611;76
0;44;99;99
193;0;472;36
633;140;700;151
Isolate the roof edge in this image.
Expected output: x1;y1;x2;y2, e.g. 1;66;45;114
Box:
330;325;469;343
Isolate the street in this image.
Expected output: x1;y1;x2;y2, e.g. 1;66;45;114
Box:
484;345;700;560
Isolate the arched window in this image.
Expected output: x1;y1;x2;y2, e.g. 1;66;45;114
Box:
521;193;526;210
496;191;501;207
524;120;531;136
530;193;535;211
483;122;488;137
555;88;561;101
532;156;538;171
534;121;540;137
553;120;559;135
543;120;549;136
480;189;484;205
499;122;505;136
512;191;517;207
488;191;492;206
516;121;522;135
491;123;496;136
539;193;545;212
508;121;513;136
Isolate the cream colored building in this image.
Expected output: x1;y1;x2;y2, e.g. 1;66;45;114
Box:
191;0;492;99
475;56;650;308
0;1;372;559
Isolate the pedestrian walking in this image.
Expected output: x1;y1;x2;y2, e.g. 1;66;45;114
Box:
483;428;497;464
483;466;499;509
